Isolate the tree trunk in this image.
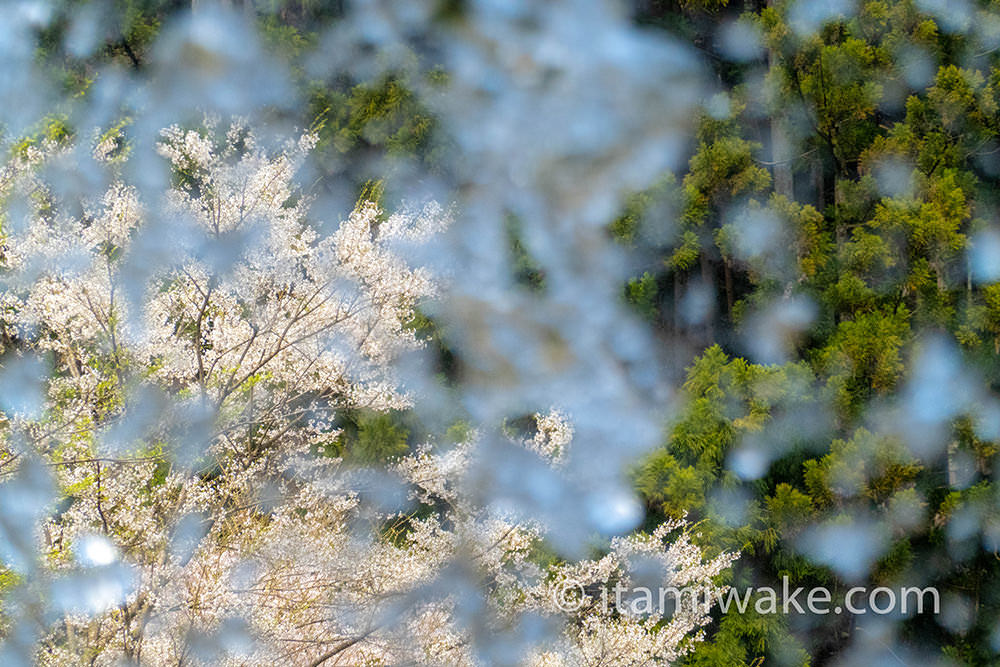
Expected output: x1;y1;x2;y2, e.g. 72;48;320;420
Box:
767;0;794;200
724;257;735;319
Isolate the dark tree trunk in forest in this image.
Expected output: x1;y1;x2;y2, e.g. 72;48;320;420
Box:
673;272;682;335
771;116;794;199
768;1;794;200
700;253;716;341
723;257;735;319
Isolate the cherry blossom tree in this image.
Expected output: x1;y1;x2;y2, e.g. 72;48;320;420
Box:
0;124;734;666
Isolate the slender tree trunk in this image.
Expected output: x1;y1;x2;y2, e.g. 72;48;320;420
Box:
771;117;794;199
812;157;825;210
768;1;794;200
700;253;715;341
724;257;735;319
